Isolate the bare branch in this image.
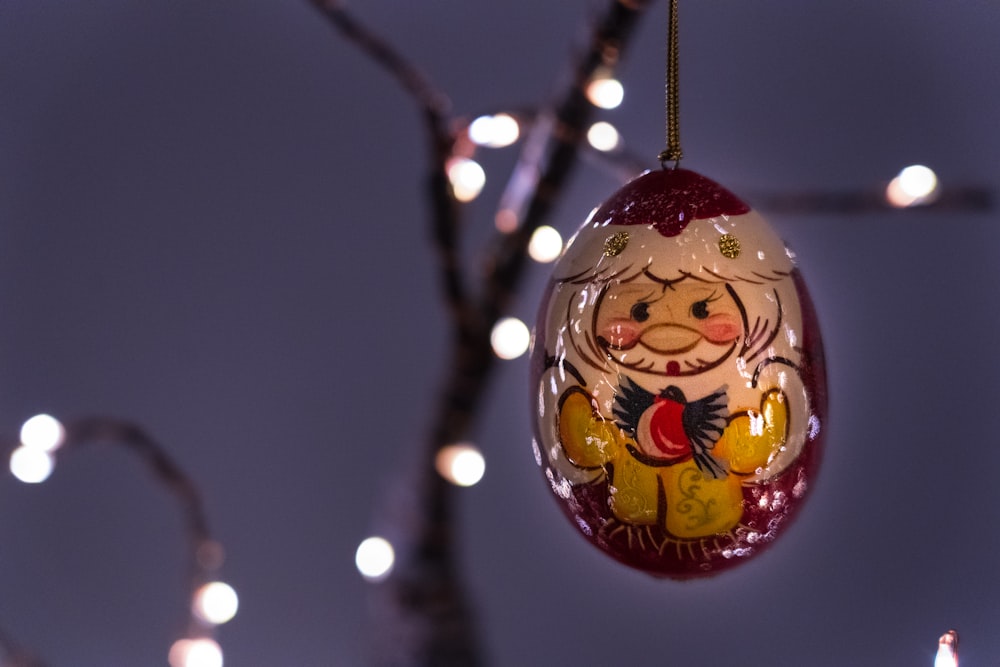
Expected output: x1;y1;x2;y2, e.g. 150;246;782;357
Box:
316;3;655;666
307;0;450;116
483;0;652;325
62;417;215;605
1;415;222;663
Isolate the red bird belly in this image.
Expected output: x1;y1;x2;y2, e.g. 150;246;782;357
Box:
645;398;692;461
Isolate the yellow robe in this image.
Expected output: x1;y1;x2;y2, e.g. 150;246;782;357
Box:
558;387;788;539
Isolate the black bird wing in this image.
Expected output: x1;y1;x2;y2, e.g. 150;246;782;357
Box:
681;386;730;479
612;376;655;437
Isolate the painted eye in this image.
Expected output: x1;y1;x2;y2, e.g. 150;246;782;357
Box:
630;302;650;322
691;300;710;319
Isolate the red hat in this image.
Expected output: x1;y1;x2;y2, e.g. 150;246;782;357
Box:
591;168;750;237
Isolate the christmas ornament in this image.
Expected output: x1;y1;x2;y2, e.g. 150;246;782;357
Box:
529;167;826;578
529;0;824;579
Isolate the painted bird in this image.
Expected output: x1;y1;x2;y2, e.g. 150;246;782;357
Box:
612;377;730;479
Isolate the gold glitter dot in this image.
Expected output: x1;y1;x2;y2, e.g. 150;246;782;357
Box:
603;231;629;257
718;233;741;259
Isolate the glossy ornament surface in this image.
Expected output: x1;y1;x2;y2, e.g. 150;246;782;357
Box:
530;168;826;578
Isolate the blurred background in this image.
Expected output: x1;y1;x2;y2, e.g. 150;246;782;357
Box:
0;1;998;665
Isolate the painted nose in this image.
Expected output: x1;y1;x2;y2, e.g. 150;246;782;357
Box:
638;324;702;354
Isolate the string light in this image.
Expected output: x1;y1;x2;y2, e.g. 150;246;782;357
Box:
9;445;55;484
355;536;395;581
9;414;66;483
528;225;563;263
494;208;519;232
193;582;239;626
490;317;530;360
935;630;959;667
886;164;939;208
586;121;621;152
468;113;520;148
447;157;486;202
586;76;624;109
3;415;235;664
19;414;65;452
435;443;486;487
168;638;224;667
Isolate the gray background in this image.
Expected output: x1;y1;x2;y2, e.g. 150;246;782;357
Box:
1;1;998;665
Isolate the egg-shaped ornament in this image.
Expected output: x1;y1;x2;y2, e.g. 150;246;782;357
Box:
530;167;826;578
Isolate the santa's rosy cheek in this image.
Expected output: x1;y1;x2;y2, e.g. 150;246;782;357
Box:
599;319;641;349
700;314;741;343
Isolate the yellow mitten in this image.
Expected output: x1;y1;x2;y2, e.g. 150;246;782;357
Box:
715;389;789;475
557;388;620;469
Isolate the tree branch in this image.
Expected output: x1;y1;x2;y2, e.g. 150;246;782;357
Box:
314;2;654;665
1;416;222;664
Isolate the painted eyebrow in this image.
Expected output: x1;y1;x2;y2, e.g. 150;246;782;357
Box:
626;289;658;304
641;267;688;287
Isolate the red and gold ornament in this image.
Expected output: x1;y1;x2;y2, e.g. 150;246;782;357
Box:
530;167;826;578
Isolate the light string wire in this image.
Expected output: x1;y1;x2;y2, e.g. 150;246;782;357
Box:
1;416;230;667
658;0;682;168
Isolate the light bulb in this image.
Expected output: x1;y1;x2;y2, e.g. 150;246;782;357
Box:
193;581;239;625
10;445;55;484
495;208;519;233
490;317;530;360
587;121;621;152
886;164;939;208
586;77;624;109
168;638;223;667
935;630;958;667
355;536;395;581
528;225;563;263
447;157;486;202
468;113;520;148
436;443;486;487
20;413;65;452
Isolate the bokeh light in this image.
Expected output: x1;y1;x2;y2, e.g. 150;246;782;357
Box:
355;536;395;581
9;445;55;484
436;443;486;487
490;317;530;360
193;581;239;625
586;121;621;152
494;208;519;233
20;413;65;452
528;225;563;263
935;630;958;667
886;164;939;208
168;638;223;667
468;113;520;148
586;77;624;109
447;157;486;202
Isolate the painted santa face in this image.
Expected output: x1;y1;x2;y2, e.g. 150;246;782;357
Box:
594;274;743;377
530;168;827;579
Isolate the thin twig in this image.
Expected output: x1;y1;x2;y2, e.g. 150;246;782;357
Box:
307;0;450;116
306;4;484;666
1;416;218;663
62;417;215;613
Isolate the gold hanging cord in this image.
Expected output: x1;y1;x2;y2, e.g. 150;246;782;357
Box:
658;0;682;168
